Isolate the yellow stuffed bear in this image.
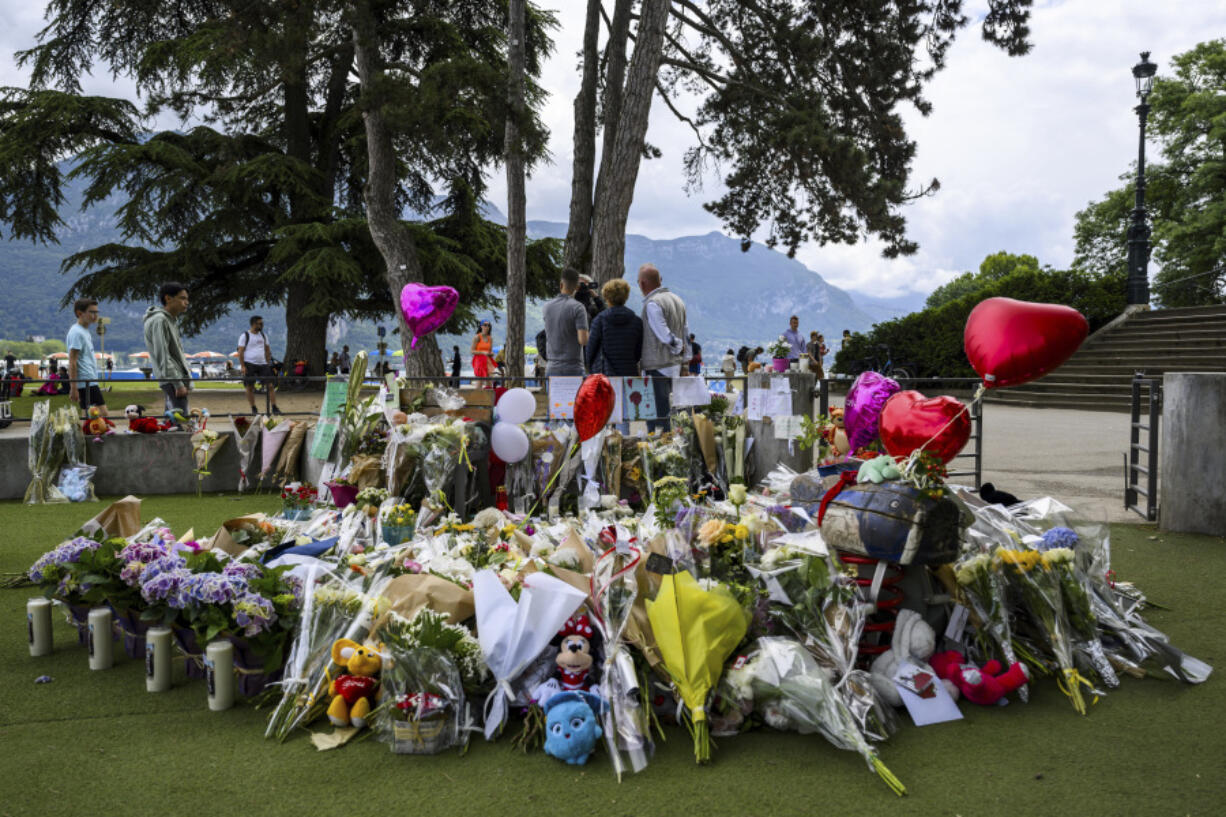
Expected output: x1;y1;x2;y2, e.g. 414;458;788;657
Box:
326;638;382;729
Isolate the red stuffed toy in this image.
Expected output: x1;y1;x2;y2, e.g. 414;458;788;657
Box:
125;404;170;434
930;650;1029;706
82;406;115;441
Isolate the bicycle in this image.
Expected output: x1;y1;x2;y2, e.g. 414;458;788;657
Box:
852;344;914;381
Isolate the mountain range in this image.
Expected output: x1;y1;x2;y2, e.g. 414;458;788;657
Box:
0;178;919;359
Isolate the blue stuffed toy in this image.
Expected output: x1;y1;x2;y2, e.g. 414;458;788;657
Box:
543;691;605;765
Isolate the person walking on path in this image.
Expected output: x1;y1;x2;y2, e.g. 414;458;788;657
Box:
143;282;193;421
238;315;281;415
783;316;806;364
67;297;107;418
450;345;462;387
471;320;497;382
338;345;351;375
585;279;643;377
542;268;590;377
687;334;702;375
637;263;689;432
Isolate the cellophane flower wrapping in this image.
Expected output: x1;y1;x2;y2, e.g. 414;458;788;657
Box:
721;637;905;795
265;571;391;741
591;536;655;777
25;403;86;504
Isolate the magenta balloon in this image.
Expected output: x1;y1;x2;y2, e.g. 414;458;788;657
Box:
399;283;459;349
843;371;901;452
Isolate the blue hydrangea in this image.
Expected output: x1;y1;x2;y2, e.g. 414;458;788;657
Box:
1038;526;1079;552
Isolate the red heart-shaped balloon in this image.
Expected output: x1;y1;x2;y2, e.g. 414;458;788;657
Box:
879;391;971;464
964;297;1088;389
574;374;615;441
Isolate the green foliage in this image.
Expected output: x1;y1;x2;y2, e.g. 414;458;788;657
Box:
670;0;1034;258
0;339;67;359
1073;40;1226;307
925;251;1041;309
836;260;1126;378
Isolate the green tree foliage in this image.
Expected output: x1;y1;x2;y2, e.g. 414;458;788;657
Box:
0;0;559;375
0;339;67;360
925;251;1041;309
836;260;1126;378
1073;40;1226;308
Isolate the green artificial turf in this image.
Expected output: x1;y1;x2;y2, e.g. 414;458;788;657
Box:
0;498;1223;817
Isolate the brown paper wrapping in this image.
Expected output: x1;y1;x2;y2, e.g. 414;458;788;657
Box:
82;495;143;539
348;453;384;489
204;513;270;557
602;431;623;497
376;573;475;627
273;421;311;484
691;414;718;473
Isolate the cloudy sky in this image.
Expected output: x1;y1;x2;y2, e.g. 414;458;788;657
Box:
3;1;1224;300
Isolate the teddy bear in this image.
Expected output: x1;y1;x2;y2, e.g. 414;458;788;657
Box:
327;638;382;729
543;690;606;765
869;609;958;706
930;649;1029;706
821;406;851;457
125;404;170;434
532;613;601;707
82;406;115;441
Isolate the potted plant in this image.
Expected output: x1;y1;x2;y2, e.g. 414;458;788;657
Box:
325;475;359;509
280;481;319;521
767;336;792;372
381;503;417;545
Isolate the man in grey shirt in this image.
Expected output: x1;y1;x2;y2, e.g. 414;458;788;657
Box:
542;268;590;377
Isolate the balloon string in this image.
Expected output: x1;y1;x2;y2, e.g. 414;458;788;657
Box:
897;383;985;465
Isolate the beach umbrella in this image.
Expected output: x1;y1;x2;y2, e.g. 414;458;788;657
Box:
130;351;151;359
48;352;69;360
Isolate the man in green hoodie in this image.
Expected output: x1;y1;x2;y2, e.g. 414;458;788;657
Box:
143;282;193;423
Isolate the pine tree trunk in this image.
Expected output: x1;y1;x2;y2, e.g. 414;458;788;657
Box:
561;0;602;275
504;0;528;381
589;0;671;284
352;0;443;378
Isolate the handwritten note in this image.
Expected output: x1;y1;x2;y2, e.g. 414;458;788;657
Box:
309;418;339;460
623;377;658;421
320;381;347;418
547;376;583;419
773;415;804;440
770;376;792;395
765;392;792;417
746;388;770;421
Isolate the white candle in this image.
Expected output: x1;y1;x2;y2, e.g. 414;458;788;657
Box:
146;627;172;692
205;640;235;711
27;598;52;657
87;607;113;670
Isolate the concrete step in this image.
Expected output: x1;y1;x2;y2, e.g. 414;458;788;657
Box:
1056;355;1226;369
1087;332;1226;349
983;391;1133;411
1127;305;1226;320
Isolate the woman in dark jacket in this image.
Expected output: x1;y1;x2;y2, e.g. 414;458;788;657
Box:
585;278;642;376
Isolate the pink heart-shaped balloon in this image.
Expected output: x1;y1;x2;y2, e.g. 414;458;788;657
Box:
879;391;971;465
399;283;459;349
844;371;900;453
964;297;1088;389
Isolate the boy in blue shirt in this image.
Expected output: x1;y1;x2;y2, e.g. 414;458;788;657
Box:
67;298;108;418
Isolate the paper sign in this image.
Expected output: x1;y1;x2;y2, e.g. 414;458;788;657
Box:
729;391;744;416
548;376;583;419
773;415;803;440
628;421;648;438
708;379;727;394
894;661;963;726
309;418;339;460
623;377;658;421
608;376;624;423
765;392;791;417
746;388;769;421
770;377;791;395
321;381;347;418
671;376;710;407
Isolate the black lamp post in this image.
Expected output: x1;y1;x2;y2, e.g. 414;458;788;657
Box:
1126;51;1158;306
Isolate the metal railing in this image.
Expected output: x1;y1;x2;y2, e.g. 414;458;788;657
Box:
1125;373;1162;522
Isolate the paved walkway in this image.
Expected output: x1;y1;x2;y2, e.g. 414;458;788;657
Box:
977;404;1138;524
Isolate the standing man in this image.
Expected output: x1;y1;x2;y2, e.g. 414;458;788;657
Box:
238;315;282;415
687;334;702;375
67;298;108;418
3;350;14;373
143;282;193;421
450;345;462;387
637;263;689;432
541;268;589;377
338;345;351;375
783;315;806;365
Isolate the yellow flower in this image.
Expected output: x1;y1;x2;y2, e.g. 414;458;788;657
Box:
996;549;1041;572
697;519;726;547
733;524;749;540
719;534;734;543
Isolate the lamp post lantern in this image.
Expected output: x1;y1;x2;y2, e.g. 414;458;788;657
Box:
1126;51;1158;306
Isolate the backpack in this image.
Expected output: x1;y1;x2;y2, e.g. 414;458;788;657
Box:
535;329;548;361
736;345;749;364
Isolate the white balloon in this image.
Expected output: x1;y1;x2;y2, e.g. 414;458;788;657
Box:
496;387;536;425
490;421;530;463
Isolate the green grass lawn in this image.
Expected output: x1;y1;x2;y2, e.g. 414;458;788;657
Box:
1;497;1223;816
